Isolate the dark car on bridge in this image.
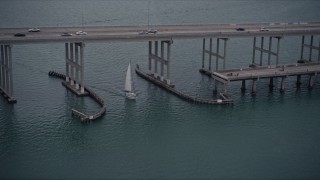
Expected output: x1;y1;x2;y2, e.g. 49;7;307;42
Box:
61;32;73;36
236;28;245;31
14;33;26;37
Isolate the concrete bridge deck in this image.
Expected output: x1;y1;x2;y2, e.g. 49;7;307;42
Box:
1;22;320;44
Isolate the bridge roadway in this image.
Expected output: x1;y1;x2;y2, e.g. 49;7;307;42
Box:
1;22;320;44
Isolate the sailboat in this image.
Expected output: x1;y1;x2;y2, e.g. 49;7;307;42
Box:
124;62;136;100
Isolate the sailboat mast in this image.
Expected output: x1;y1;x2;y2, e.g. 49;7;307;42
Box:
147;1;150;29
124;63;132;92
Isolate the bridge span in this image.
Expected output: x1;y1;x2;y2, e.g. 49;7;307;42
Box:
1;22;320;108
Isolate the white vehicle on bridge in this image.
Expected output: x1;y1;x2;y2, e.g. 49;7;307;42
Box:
76;31;87;35
28;28;40;32
259;27;269;31
147;28;157;34
138;28;157;35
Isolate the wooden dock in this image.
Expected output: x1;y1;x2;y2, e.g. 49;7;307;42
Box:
135;65;233;105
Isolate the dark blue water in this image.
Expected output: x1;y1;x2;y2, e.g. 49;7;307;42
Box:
1;0;320;179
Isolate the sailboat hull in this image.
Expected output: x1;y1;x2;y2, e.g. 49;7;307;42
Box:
126;92;136;100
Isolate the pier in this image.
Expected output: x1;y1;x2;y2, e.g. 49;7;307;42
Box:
1;22;320;109
201;63;320;94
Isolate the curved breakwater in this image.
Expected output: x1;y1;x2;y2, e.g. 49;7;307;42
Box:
48;71;106;123
135;65;233;105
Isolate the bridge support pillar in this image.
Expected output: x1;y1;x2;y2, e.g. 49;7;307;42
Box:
252;36;281;67
252;79;257;95
296;75;301;87
280;77;286;92
212;79;217;94
65;42;85;95
241;80;246;91
200;37;228;73
148;40;173;86
0;44;16;103
308;74;316;89
299;35;320;63
200;38;228;95
269;78;274;90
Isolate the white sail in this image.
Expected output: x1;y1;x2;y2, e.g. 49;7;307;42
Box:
124;63;132;92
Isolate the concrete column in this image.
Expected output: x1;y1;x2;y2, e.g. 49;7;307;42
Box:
0;44;15;102
160;41;164;79
212;79;217;94
65;43;70;82
252;37;256;64
216;38;220;71
309;35;314;62
280;77;286;92
209;38;212;71
166;41;171;85
65;42;85;94
4;46;10;94
296;75;301;87
223;83;228;95
223;39;227;70
4;46;9;93
241;80;246;91
268;37;272;65
300;36;305;60
154;41;158;75
0;45;4;88
8;45;13;96
80;43;85;94
70;43;74;85
75;43;79;90
308;74;315;89
148;41;152;72
202;38;205;69
1;45;6;91
260;37;264;66
318;40;320;63
252;79;257;95
269;78;274;89
276;37;280;66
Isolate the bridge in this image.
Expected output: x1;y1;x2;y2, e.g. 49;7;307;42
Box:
1;22;320;106
1;22;320;43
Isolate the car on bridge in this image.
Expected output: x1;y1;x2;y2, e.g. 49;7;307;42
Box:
259;27;269;31
147;28;157;34
76;31;87;35
28;28;40;32
61;32;73;36
138;28;157;35
236;28;245;31
14;33;26;37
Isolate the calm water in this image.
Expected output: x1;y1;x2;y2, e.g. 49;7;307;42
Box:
1;0;320;179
